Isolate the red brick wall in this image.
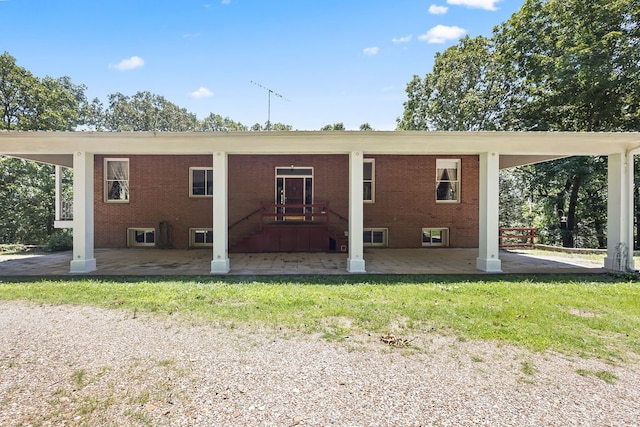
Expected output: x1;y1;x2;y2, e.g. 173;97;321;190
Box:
228;155;350;245
94;155;212;248
364;155;479;248
93;154;479;249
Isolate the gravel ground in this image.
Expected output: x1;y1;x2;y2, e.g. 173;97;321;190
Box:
1;301;639;426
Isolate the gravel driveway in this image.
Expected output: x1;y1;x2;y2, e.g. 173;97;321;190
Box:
1;301;638;426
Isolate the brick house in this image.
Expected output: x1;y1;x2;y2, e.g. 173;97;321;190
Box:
1;131;638;274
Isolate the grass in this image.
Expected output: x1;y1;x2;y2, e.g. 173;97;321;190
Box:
0;244;44;256
0;274;639;361
576;369;619;384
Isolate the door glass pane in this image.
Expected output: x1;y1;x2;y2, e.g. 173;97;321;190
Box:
276;168;313;176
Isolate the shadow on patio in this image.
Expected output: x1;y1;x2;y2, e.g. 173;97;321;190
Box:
0;248;608;276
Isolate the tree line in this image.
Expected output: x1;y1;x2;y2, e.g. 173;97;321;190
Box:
397;0;639;248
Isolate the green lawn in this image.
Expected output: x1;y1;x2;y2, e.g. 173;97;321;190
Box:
1;274;638;362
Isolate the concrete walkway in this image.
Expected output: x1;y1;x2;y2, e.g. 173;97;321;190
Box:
0;248;607;276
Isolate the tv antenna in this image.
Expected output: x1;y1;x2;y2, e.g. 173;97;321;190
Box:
251;80;289;130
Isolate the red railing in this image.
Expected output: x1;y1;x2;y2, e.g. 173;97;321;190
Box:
259;201;331;229
499;227;536;248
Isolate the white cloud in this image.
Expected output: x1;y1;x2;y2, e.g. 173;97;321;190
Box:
392;35;412;44
446;0;501;11
363;46;379;56
111;56;145;71
189;86;214;99
428;4;449;15
418;25;467;43
221;0;230;4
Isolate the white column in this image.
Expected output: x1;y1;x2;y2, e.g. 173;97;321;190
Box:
604;152;634;271
211;151;230;273
347;151;366;273
69;151;96;273
476;152;502;272
55;165;62;222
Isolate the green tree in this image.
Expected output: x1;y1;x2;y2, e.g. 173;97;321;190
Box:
359;123;373;131
249;121;291;131
0;52;88;131
397;36;508;131
104;91;198;131
320;123;345;131
200;113;248;131
494;0;640;247
0;156;56;244
495;0;640;131
0;52;38;130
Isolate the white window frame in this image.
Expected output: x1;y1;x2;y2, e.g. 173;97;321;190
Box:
189;167;214;197
363;227;388;247
363;158;375;203
422;227;449;247
189;228;213;247
104;158;130;203
127;228;155;247
436;159;460;203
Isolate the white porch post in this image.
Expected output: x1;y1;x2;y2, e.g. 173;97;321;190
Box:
69;151;96;273
347;151;366;273
476;152;502;272
211;151;230;274
55;165;62;222
604;152;634;272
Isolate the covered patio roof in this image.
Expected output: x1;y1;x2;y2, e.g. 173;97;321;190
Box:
1;131;638;275
2;131;640;168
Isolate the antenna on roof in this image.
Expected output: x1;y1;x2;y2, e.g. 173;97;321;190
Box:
250;80;290;131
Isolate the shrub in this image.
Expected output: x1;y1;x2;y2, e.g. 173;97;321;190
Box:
45;231;73;252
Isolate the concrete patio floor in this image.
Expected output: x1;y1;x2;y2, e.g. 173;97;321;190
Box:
0;248;607;277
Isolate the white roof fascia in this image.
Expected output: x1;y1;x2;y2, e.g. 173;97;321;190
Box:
1;131;639;159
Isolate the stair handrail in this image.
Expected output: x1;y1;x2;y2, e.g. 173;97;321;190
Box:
228;208;261;230
328;208;348;223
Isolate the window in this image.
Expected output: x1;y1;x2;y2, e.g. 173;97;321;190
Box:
190;228;213;247
363;228;388;247
190;167;213;197
436;159;460;202
105;158;129;202
127;228;155;247
363;159;375;203
422;228;449;247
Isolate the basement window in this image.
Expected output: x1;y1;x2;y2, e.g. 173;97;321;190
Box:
422;228;449;247
127;228;155;247
363;228;388;247
190;228;213;247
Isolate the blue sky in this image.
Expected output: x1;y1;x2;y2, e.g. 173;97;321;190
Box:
2;0;524;130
